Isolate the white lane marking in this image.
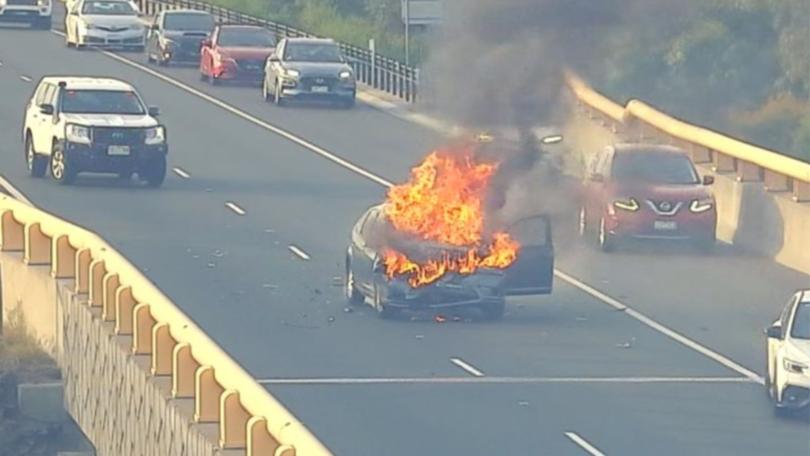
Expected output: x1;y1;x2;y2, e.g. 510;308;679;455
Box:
0;175;34;206
450;357;486;377
19;75;32;82
49;30;392;188
554;270;764;384
47;28;765;385
288;245;311;261
257;376;752;385
565;432;607;456
172;167;191;179
225;201;246;216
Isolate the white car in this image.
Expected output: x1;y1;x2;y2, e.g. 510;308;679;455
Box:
22;76;168;186
0;0;52;29
65;0;145;50
765;289;810;414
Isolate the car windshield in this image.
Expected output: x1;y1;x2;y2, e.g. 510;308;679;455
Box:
164;13;214;31
284;42;343;63
612;151;700;185
791;303;810;340
217;28;276;47
60;90;145;115
82;1;137;15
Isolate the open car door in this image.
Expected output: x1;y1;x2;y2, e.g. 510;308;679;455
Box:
502;215;554;295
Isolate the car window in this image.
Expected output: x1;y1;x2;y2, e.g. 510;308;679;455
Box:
780;295;798;330
217;28;276;47
33;83;49;106
612;151;700;185
164;13;214;31
359;210;378;244
60;90;146;115
283;42;343;63
790;302;810;340
82;1;137;15
43;85;59;106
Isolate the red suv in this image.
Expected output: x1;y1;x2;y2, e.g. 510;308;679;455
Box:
199;25;277;84
579;144;717;252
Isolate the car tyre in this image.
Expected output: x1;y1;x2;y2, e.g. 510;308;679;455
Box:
345;257;364;306
598;216;615;252
337;97;355;110
373;285;395;319
480;299;506;321
262;78;272;103
141;155;167;188
274;79;287;107
50;141;76;185
25;135;47;178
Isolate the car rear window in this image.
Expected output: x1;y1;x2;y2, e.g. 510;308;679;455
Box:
791;303;810;340
612;151;700;185
164;13;214;31
61;90;145;115
82;1;137;15
218;28;277;47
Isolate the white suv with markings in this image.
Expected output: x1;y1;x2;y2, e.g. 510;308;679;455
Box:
22;76;168;186
0;0;51;29
765;289;810;415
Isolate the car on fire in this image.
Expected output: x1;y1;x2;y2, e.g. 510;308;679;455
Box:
146;9;214;66
579;144;717;252
65;0;146;51
262;37;357;108
765;289;810;415
345;204;554;319
199;24;277;85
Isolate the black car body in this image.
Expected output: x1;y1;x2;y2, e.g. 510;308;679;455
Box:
263;37;356;108
345;204;554;319
147;9;214;65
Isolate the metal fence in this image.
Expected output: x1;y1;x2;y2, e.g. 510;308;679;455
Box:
133;0;420;102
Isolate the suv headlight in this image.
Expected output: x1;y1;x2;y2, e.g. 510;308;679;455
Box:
689;198;714;213
65;124;91;144
784;358;808;375
81;21;97;30
38;0;51;6
284;68;300;78
339;70;353;80
144;126;166;145
613;197;640;212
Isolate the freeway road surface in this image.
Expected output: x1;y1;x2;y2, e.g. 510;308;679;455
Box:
0;13;809;455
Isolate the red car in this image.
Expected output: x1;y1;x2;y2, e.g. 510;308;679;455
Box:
579;144;717;252
199;25;277;84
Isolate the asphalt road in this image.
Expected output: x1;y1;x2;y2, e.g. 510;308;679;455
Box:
0;10;809;455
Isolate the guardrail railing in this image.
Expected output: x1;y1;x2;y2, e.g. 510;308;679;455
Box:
0;195;331;456
133;0;419;102
567;73;810;203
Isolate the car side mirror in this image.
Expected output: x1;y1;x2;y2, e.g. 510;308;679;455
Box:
765;325;782;339
702;175;715;186
201;39;212;48
39;104;55;115
269;55;280;63
148;106;160;117
589;173;604;183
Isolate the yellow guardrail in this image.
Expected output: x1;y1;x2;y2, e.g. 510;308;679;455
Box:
0;195;331;456
566;72;810;202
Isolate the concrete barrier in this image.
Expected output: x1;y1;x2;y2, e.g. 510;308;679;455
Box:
0;195;332;455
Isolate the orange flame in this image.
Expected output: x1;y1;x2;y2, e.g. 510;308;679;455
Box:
383;148;519;287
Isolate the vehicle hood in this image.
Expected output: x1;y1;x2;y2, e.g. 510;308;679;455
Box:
62;113;158;128
81;15;144;28
786;339;810;360
217;46;275;59
610;183;712;202
285;61;352;77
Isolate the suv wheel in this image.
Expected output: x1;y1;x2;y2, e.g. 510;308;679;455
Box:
25;136;47;178
50;141;76;185
274;79;287;106
141;155;166;188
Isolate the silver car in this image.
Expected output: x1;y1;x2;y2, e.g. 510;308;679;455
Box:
65;0;146;51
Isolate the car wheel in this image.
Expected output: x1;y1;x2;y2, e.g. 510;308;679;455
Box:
598;216;615;252
578;206;588;237
373;285;395;319
274;79;286;106
141;155;166;188
25;135;47;178
262;78;272;103
345;257;364;306
50;141;76;185
480;299;506;321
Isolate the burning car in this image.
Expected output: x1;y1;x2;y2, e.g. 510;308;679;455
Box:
345;147;555;319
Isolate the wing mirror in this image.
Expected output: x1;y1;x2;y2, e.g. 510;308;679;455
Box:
147;106;160;117
39;104;55;115
268;55;280;63
765;325;782;339
589;172;604;183
702;175;715;186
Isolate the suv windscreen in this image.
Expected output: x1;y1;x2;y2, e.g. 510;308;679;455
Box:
82;1;137;15
612;152;700;185
60;90;146;115
218;28;276;47
791;303;810;340
284;42;343;63
164;13;214;31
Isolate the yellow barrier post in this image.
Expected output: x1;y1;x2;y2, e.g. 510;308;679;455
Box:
246;416;281;456
0;210;24;251
151;323;175;376
114;285;136;335
101;273;120;321
132;303;155;355
51;234;76;279
219;390;250;449
74;248;92;294
24;222;51;265
194;365;223;423
172;343;198;398
88;260;106;307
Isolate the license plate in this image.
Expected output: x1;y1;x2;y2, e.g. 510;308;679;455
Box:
108;145;130;156
654;220;677;231
311;85;329;93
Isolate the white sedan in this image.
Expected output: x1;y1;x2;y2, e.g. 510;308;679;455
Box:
765;289;810;414
65;0;145;50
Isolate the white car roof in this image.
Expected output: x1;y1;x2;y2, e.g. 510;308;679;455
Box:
800;289;810;304
40;77;135;92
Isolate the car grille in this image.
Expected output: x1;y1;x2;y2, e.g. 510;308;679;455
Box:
645;199;683;216
300;76;339;90
7;0;38;5
97;25;131;32
236;59;264;72
92;128;145;146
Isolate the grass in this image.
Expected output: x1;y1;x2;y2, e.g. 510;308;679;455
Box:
0;309;58;383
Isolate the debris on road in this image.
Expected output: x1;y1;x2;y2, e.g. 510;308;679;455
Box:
615;337;636;349
327;316;336;323
207;263;216;269
415;335;425;340
343;307;353;313
213;249;225;257
262;283;278;290
575;316;588;321
332;277;343;286
518;401;530;407
434;314;447;323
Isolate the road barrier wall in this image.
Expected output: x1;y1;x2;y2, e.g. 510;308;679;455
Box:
566;76;810;274
0;195;331;456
